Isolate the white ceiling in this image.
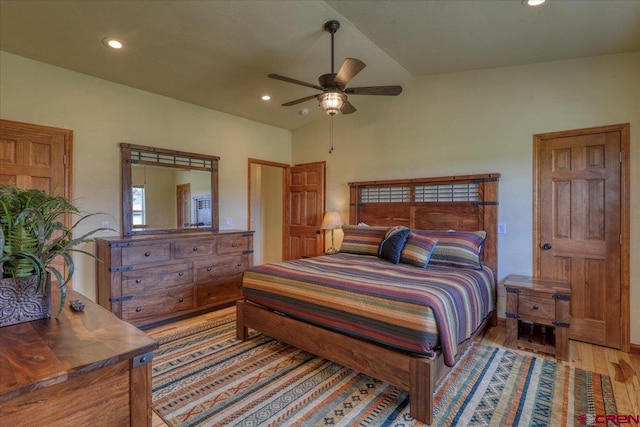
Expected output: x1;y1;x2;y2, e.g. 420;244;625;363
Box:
1;0;638;130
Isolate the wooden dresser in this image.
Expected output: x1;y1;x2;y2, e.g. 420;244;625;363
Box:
96;230;253;328
0;290;157;426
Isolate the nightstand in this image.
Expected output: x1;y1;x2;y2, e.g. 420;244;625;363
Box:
504;275;571;361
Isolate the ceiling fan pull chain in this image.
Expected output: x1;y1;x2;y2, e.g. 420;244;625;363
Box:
329;116;334;154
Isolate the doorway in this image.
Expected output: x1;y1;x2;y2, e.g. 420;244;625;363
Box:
248;159;287;266
533;123;630;351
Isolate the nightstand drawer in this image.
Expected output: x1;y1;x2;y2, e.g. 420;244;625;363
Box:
517;294;555;322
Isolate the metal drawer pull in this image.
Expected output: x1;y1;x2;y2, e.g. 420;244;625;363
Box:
237;262;242;267
232;242;237;247
136;307;142;312
109;295;133;303
533;304;540;310
207;267;212;272
178;272;184;276
145;251;151;257
193;247;198;251
178;297;184;303
136;279;142;284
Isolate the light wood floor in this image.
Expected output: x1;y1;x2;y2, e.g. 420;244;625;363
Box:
147;309;640;426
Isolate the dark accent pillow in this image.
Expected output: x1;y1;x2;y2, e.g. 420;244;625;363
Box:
340;225;388;256
377;226;410;264
400;233;439;268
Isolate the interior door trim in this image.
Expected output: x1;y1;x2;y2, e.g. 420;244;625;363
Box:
532;123;630;352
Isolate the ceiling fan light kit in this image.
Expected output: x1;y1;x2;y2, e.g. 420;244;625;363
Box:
268;20;402;116
318;91;346;116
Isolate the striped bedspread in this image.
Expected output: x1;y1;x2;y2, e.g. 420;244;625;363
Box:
242;253;495;366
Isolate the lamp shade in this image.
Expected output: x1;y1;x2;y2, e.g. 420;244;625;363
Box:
320;211;344;230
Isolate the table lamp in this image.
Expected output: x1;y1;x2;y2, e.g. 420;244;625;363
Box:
320;211;343;254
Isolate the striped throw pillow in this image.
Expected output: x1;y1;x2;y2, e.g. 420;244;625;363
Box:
340;225;388;256
414;230;487;269
400;233;439;268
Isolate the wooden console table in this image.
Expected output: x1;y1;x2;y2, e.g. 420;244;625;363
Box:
504;275;571;361
0;289;158;426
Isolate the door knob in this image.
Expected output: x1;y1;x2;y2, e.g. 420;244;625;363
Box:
542;243;552;250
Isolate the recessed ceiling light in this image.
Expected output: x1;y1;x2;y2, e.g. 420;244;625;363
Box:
522;0;546;5
103;38;124;49
261;95;271;101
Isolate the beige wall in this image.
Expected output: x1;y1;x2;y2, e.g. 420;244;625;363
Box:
0;51;292;300
292;52;640;345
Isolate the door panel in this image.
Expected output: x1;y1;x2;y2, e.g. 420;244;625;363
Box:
535;126;623;349
0;123;67;192
0;119;72;285
284;162;325;260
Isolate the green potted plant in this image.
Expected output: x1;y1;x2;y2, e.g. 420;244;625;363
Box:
0;185;102;326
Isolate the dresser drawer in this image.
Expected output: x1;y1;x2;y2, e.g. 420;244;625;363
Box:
196;279;242;307
194;255;249;283
174;239;216;259
517;293;555;322
122;284;193;322
122;243;171;265
217;235;249;254
122;263;192;293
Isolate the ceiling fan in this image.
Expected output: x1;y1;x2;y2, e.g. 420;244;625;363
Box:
268;20;403;116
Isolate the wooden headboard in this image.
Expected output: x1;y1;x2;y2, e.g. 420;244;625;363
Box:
348;173;500;272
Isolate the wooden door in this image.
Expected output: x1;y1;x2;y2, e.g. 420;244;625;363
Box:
176;183;190;228
534;124;628;349
0;119;73;284
284;162;325;260
0;119;71;192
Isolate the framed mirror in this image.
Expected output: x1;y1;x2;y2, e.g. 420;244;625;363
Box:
120;143;219;235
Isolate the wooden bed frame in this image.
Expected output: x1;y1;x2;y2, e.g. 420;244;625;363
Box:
237;173;500;424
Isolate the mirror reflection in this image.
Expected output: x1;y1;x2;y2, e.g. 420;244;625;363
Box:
131;164;212;231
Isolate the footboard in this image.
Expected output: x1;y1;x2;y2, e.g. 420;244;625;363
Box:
236;299;440;424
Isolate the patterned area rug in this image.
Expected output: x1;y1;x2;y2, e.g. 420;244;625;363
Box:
151;315;616;426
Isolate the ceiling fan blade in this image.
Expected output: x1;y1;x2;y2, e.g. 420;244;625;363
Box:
281;94;319;107
340;99;357;114
268;74;325;91
344;85;403;96
334;58;366;87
